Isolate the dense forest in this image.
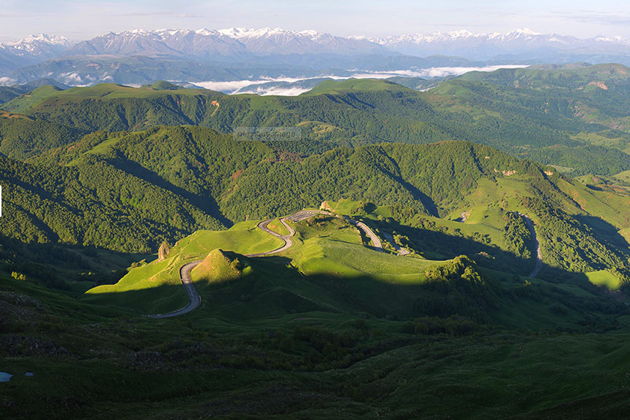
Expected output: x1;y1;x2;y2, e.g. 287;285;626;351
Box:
2;65;630;175
0;125;627;284
1;64;630;420
0;66;628;289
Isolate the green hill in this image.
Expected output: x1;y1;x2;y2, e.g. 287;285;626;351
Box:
429;63;630;170
458;63;630;90
85;209;621;326
1;66;630;417
0;85;26;104
3;66;630;175
305;78;411;95
190;249;248;284
1;126;627;290
2;85;64;113
3;207;630;418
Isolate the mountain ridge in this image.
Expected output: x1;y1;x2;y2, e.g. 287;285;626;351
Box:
3;66;629;176
3;27;630;86
374;28;630;61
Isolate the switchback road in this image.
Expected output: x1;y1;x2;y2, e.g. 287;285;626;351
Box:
149;210;385;318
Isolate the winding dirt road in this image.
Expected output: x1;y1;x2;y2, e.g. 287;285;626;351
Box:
520;214;543;278
382;231;411;256
148;210;384;318
149;216;300;318
148;261;204;319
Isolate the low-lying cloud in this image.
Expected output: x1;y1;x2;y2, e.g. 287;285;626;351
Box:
196;65;529;96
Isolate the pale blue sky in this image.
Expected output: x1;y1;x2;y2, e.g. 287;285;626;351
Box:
1;0;630;41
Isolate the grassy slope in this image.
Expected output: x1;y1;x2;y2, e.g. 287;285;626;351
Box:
84;209;625;328
85;221;282;313
3;226;630;419
288;217;443;283
85;213;453;314
586;270;623;290
1;85;62;113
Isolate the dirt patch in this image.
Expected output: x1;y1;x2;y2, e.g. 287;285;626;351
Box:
494;169;517;176
587;81;609;90
230;169;244;181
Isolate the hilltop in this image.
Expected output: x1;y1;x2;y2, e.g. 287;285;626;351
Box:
2;206;630;418
305;78;410;95
2;66;630;174
0;64;629;419
1;128;627;287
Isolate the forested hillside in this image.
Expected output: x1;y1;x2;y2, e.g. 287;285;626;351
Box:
0;65;628;291
1;125;627;288
1;64;630;420
2;65;630;175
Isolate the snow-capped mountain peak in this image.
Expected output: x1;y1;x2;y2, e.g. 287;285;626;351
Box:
7;33;69;47
3;27;630;85
513;28;541;36
60;26;385;58
373;28;552;45
194;28;219;37
2;33;70;58
217;27;303;39
370;28;630;60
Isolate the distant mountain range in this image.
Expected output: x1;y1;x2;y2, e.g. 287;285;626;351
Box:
68;28;387;57
1;27;630;86
373;28;630;62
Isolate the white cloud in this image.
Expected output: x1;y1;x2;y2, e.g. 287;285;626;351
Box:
196;65;529;96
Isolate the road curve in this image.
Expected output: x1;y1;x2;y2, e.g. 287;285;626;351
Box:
520;214;543;278
148;210;386;318
382;231;411;256
148;217;298;318
248;218;295;257
147;260;204;319
346;218;383;250
288;209;384;251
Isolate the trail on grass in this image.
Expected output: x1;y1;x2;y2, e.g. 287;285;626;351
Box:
149;210;384;318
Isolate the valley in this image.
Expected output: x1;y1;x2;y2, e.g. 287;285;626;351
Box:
2;203;629;418
148;212;306;318
0;65;629;419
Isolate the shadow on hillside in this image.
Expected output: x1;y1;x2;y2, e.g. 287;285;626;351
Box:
0;235;148;290
368;217;608;288
378;157;440;217
82;253;625;332
573;214;629;251
109;157;233;227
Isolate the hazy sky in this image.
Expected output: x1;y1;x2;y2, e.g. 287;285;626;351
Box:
1;0;630;42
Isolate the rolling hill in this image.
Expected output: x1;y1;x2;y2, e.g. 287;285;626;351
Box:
0;65;629;419
2;65;630;175
1;125;627;292
2;205;630;418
